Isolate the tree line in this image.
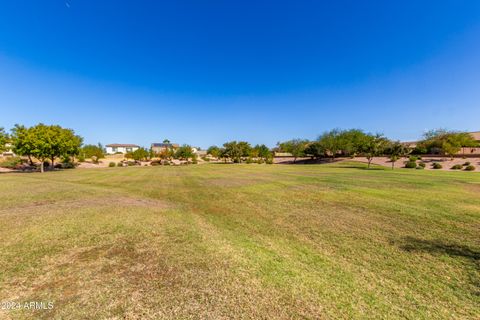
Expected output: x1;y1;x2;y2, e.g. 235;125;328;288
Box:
267;128;478;168
207;142;273;164
1;123;477;172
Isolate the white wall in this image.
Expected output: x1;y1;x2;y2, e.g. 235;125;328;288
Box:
106;146;139;154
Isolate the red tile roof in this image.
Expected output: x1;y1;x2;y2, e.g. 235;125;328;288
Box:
106;144;139;147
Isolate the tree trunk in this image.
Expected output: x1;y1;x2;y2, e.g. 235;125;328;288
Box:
40;160;44;173
392;161;395;170
28;155;34;166
368;158;371;169
293;157;297;164
51;156;55;169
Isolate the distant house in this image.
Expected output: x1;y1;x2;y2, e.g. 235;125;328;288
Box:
1;143;15;157
193;148;207;157
105;144;140;154
151;143;179;154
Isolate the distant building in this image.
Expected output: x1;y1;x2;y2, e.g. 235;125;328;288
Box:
193;148;207;157
1;143;15;157
151;143;179;154
105;144;140;154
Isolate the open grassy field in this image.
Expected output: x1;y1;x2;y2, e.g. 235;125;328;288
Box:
0;163;479;319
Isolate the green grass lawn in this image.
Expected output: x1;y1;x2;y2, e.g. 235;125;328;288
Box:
0;162;479;319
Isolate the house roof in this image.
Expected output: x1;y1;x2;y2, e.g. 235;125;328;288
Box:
106;144;139;148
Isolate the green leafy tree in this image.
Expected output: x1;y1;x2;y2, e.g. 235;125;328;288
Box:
317;129;342;159
278;139;308;163
81;144;105;160
0;128;8;153
11;124;82;172
223;141;251;163
386;141;407;170
149;147;156;159
252;144;272;161
337;129;369;157
207;146;221;158
420;129;478;158
175;145;195;162
11;124;35;165
360;133;389;169
131;147;150;161
304;141;325;159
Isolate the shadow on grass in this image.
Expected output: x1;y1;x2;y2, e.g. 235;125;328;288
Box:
399;237;480;296
400;237;479;263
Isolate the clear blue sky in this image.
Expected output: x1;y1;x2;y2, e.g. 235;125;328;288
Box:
1;1;479;148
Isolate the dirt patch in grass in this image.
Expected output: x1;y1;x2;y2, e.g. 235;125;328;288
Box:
0;195;170;216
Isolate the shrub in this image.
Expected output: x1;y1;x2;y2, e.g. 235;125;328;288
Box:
418;162;426;168
117;162;124;167
463;161;471;166
78;155;86;162
257;158;264;164
416;166;424;170
464;165;475;171
109;162;116;167
432;163;442;169
0;157;23;169
451;164;462;170
409;156;418;162
265;158;274;165
404;161;417;168
62;162;75;169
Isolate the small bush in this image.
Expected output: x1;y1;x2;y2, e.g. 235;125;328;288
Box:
246;157;253;164
464;165;475;171
0;157;23;169
78;155;86;162
418;162;426;168
265;158;274;165
62;162;75;169
117;162;124;167
257;158;264;164
409;156;418;162
463;162;471;166
432;163;442;169
416;166;424;170
451;164;462;170
109;162;116;167
404;161;417;168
